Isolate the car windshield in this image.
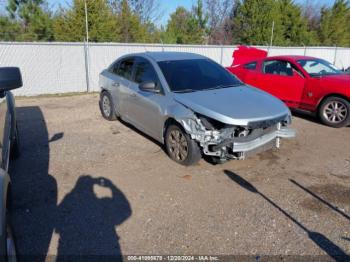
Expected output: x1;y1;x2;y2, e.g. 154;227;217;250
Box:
297;59;343;77
158;59;242;93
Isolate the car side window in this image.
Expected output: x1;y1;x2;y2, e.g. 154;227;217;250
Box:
134;59;159;84
109;61;119;74
244;62;257;70
117;58;135;80
263;60;293;76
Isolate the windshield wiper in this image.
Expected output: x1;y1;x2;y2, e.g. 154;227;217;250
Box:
173;89;196;93
205;84;240;91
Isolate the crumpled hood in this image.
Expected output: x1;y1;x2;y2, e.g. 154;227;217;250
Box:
173;85;290;126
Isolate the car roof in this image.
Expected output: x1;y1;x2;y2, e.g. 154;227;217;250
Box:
132;52;206;62
266;55;319;61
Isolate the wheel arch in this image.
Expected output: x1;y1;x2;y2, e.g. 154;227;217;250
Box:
162;103;197;143
163;117;178;141
317;93;350;112
100;87;108;93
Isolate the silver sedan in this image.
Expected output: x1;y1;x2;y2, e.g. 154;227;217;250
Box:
99;52;295;165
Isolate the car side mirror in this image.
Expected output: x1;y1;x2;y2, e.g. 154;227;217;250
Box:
139;81;160;93
0;67;23;92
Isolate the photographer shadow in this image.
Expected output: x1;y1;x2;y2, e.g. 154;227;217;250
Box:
10;106;131;261
56;175;131;261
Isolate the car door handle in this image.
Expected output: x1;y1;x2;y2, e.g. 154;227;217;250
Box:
112;82;120;87
130;93;137;97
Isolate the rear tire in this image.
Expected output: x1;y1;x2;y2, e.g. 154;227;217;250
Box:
318;96;350;128
165;124;201;166
100;91;117;121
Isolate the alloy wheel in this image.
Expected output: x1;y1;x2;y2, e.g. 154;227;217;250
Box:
102;95;111;117
323;101;348;124
168;129;189;162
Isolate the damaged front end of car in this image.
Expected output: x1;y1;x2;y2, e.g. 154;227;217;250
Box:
177;113;295;161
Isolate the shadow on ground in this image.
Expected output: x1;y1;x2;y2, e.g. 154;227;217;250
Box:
9;106;131;261
224;170;349;262
290;179;350;221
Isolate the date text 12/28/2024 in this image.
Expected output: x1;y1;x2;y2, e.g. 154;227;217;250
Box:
127;256;220;261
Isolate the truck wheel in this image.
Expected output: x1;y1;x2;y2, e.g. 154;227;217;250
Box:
5;188;17;262
10;124;20;160
5;221;17;262
165;124;201;166
99;91;117;121
319;96;350;128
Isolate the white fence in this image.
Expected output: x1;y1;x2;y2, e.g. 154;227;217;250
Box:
0;42;349;96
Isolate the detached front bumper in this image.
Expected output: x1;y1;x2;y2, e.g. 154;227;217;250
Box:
180;116;296;160
200;126;296;160
233;127;296;152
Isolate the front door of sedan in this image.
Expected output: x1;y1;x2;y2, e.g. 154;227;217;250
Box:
126;58;165;141
256;59;306;108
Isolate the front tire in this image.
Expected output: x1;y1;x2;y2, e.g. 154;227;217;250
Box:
5;221;17;262
319;96;350;128
99;91;117;121
165;124;201;166
5;188;17;262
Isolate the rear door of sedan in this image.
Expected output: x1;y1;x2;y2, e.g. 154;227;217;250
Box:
106;57;136;119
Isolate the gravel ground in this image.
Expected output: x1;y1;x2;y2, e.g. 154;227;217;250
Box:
8;94;350;260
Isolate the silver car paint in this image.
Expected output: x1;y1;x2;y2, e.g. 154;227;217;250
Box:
172;86;290;126
99;52;295;159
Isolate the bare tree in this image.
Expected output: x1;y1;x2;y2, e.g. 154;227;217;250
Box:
301;0;324;32
205;0;233;44
132;0;163;23
109;0;163;24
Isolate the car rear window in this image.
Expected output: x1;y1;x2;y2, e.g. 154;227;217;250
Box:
244;62;257;70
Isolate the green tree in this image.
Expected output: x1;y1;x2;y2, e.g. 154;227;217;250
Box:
115;0;147;42
190;0;209;43
232;0;283;45
318;0;350;46
163;7;192;44
0;16;21;41
163;1;208;44
278;0;313;45
53;0;117;42
6;0;53;41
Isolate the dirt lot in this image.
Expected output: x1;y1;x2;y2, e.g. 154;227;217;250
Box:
8;94;350;260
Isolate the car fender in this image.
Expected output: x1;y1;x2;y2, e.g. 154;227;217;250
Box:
0;168;10;258
162;102;197;142
6;91;16;141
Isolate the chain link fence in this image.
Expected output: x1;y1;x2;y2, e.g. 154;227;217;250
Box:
0;42;349;96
